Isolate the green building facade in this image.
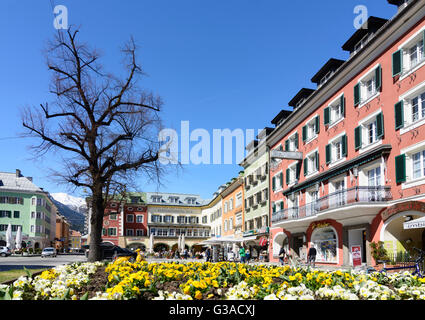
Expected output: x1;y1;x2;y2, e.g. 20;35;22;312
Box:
0;170;57;249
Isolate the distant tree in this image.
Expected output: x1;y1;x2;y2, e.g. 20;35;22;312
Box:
22;27;165;261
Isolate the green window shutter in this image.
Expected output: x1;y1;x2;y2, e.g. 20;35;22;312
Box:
376;112;384;139
286;168;290;185
315;115;320;134
272;176;276;191
324;107;330;126
304;158;308;176
354;126;362;150
280;202;284;211
342;135;347;157
279;172;283;188
395;101;404;130
392;49;403;77
285;139;290;151
315;151;319;171
395;154;406;184
296;162;301;180
294;132;299;149
354;83;360;106
325;144;331;164
302;125;307;142
340;94;345;118
375;65;382;92
272;203;276;213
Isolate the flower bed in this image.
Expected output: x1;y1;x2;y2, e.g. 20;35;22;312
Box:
1;260;425;300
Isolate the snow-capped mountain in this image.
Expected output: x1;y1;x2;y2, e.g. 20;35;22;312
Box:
51;193;87;233
51;193;87;213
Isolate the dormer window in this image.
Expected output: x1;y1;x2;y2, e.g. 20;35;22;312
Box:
169;196;179;204
295;98;305;108
319;71;334;87
186;198;196;205
130;197;140;204
151;196;162;203
353;33;373;55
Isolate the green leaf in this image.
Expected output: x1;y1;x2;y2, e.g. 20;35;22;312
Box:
80;292;89;300
63;288;70;300
23;266;33;279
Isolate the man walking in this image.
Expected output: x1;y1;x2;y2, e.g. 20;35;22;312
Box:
307;246;317;268
206;247;212;262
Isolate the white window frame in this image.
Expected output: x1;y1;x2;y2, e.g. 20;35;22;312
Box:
399;26;425;80
357;109;383;154
359;161;383;187
273;170;283;192
358;63;381;108
401;141;425;190
287;162;298;186
399;81;425;135
126;229;134;236
304;114;319;143
287;131;299;152
327;93;345;128
328;132;347;167
305;148;319;177
136;215;144;223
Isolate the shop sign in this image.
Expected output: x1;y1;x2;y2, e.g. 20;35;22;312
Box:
351;245;362;267
271;150;303;160
381;201;425;222
311;222;330;230
243;230;254;237
243;227;270;237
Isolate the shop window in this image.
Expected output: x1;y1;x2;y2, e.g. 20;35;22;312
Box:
311;227;338;263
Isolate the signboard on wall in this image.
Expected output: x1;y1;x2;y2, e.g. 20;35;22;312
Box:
351;245;362;267
271;150;303;160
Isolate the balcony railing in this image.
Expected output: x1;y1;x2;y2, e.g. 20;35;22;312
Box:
272;186;392;224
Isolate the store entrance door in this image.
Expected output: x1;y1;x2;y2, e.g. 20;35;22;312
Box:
348;228;367;265
293;236;304;258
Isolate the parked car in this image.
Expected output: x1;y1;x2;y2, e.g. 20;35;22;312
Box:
41;247;57;258
0;246;11;257
84;243;137;261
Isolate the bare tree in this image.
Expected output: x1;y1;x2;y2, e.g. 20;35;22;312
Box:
21;27;165;261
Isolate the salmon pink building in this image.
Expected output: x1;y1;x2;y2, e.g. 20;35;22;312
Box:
97;193;148;247
268;0;425;268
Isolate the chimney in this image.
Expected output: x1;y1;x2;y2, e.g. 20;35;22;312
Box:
27;177;33;182
16;169;22;178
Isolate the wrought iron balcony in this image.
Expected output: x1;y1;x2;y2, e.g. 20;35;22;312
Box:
272;186;392;224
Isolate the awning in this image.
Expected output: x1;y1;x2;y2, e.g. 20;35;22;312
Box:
200;237;243;245
242;236;258;242
403;216;425;229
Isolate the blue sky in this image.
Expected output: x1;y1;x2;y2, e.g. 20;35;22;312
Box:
0;1;397;200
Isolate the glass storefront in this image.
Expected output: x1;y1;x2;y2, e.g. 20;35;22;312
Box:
311;227;338;263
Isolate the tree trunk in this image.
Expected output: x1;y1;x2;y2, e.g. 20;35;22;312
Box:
88;188;105;262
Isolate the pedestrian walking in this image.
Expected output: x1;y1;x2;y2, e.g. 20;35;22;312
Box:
245;249;251;263
278;246;286;265
239;246;246;263
206;247;212;262
307;246;317;267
